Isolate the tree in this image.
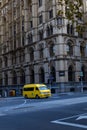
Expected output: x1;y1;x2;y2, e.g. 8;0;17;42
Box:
56;0;86;34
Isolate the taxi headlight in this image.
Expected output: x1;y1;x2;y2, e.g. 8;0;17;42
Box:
40;92;45;94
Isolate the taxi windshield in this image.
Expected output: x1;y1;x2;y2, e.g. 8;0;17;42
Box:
39;86;48;90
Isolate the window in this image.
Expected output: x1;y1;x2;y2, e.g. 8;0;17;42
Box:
78;29;83;38
50;25;53;35
12;53;16;64
0;59;2;68
67;24;74;35
38;0;42;7
19;50;25;63
14;38;16;49
24;87;34;91
49;44;54;57
30;48;34;61
47;25;53;36
39;68;45;83
36;87;39;90
30;69;35;83
4;56;8;67
67;42;73;55
30;20;33;28
49;9;53;19
12;71;17;85
4;73;8;85
14;23;16;36
39;15;43;24
20;70;25;84
47;26;50;36
39;30;43;40
80;45;85;57
68;65;75;81
22;36;25;46
28;34;33;43
39;45;43;58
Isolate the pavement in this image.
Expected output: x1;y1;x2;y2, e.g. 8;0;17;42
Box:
0;91;87;101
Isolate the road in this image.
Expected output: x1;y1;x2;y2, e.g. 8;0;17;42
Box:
0;93;87;130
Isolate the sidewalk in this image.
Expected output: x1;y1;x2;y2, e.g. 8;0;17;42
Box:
51;91;87;97
0;91;87;100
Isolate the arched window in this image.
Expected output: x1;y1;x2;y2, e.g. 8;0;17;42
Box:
30;69;35;83
47;26;50;36
4;56;8;67
28;33;33;43
81;66;85;81
80;44;85;57
0;59;2;68
20;70;25;84
3;45;7;54
46;25;53;36
12;71;17;85
39;44;43;59
29;47;34;61
67;41;73;55
12;52;16;64
4;73;8;85
68;65;75;81
50;25;53;35
49;43;54;57
19;50;25;63
50;66;56;82
39;68;45;83
39;30;43;40
0;73;2;85
67;23;74;35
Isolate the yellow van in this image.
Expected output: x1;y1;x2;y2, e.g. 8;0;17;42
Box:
23;84;51;99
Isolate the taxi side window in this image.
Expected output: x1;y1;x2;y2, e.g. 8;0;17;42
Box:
36;87;39;90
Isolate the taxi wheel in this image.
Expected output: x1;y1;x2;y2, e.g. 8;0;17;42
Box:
24;95;28;99
35;95;40;99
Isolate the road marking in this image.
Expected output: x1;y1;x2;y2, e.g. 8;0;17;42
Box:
51;120;87;129
14;100;27;109
51;113;87;129
54;112;87;121
0;113;6;116
5;100;27;111
76;116;87;120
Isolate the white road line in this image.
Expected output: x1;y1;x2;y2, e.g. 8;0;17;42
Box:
0;113;6;116
76;116;87;120
51;113;87;129
51;120;87;129
14;100;27;109
5;100;27;111
56;112;87;121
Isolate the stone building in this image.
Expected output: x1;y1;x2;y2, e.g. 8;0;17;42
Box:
0;0;87;95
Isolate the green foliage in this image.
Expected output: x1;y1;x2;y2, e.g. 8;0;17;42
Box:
56;0;85;34
65;0;83;21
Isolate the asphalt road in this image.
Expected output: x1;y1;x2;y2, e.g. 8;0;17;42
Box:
0;93;87;130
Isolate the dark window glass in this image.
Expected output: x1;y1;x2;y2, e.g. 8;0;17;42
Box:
36;87;39;90
39;0;42;7
24;87;34;91
39;15;43;24
49;9;53;19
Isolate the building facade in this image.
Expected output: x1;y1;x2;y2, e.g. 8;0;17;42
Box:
0;0;87;95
